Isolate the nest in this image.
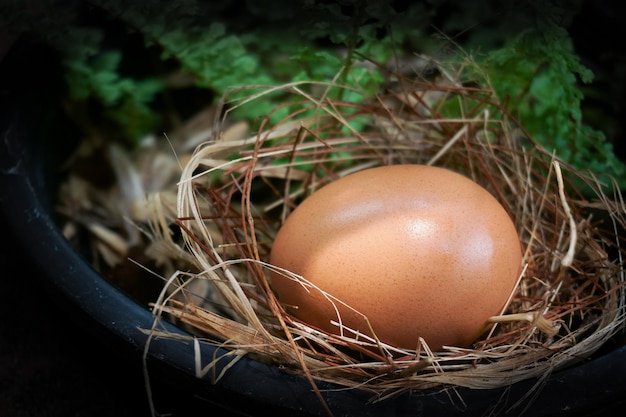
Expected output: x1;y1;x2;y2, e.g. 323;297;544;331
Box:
138;54;626;403
59;53;626;404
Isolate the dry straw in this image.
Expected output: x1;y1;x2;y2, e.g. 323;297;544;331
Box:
140;54;626;404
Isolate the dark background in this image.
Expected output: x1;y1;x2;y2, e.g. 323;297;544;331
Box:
0;22;156;416
0;216;150;416
0;213;202;417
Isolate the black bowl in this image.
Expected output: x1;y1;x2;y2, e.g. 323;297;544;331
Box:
2;36;626;417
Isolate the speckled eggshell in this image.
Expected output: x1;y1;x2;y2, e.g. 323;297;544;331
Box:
269;164;522;351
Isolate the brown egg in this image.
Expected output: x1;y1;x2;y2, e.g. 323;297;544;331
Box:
269;164;521;351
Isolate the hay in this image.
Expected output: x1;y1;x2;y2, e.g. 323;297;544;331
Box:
54;50;625;408
141;53;626;401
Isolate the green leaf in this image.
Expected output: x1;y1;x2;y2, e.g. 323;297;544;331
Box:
480;24;626;192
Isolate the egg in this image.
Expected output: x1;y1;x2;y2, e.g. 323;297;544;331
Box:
269;164;521;351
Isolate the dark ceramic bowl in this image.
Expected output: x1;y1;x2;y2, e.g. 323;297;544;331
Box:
2;35;626;417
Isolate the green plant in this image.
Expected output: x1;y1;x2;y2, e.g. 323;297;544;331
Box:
3;0;623;192
54;0;414;144
476;14;626;192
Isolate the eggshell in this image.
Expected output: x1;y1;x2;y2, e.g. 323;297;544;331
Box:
269;164;521;351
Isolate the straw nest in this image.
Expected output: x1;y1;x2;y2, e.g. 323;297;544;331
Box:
61;53;626;403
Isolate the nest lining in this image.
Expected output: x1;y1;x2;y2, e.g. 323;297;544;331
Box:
56;52;626;403
141;55;626;400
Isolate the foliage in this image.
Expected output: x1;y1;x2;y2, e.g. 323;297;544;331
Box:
25;0;415;142
2;0;624;191
474;4;626;191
